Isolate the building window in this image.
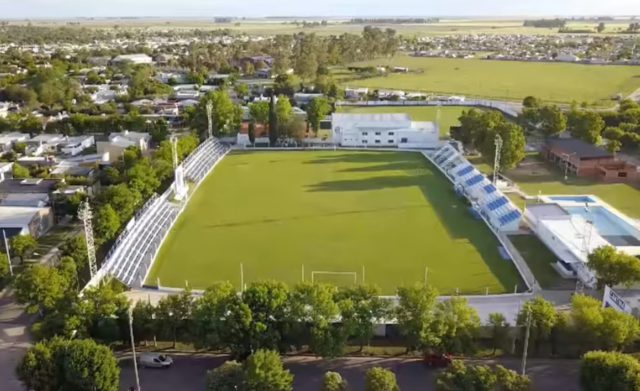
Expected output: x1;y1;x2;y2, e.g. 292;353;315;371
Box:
362;140;368;144
375;140;381;144
618;172;627;178
388;132;395;136
362;132;368;136
375;132;381;136
400;137;408;143
388;140;394;143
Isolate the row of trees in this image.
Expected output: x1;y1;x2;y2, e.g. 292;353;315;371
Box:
587;245;640;289
452;109;527;170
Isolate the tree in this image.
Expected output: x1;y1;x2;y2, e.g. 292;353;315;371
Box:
587;246;640;288
323;371;349;391
275;95;294;125
156;289;194;348
364;367;399;391
189;90;243;136
132;300;157;345
126;158;161;199
244;350;293;391
517;296;559;354
522;96;541;108
249;101;270;127
9;234;37;261
395;284;440;351
437;360;530;391
93;204;121;243
336;285;389;350
607;140;622;155
98;184;142;223
597;22;606;33
581;351;640;391
192;282;252;357
243;280;290;351
568;109;605;144
206;361;244;391
12;163;30;179
436;297;481;354
306;97;331;133
538;105;567;137
569;294;640;352
488;312;510;355
0;252;10;283
17;338;120;391
480;119;526;170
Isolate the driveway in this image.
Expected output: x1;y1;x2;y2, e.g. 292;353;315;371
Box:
120;354;580;391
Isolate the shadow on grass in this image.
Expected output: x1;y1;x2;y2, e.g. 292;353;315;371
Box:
303;151;416;165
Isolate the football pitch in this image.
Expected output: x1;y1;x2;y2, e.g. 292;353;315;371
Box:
147;150;522;294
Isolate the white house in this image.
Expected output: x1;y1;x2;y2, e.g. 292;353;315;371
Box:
0;206;54;239
60;135;95;156
0;132;30;153
97;131;151;162
0;102;10;119
28;134;67;155
330;113;440;149
112;54;154;65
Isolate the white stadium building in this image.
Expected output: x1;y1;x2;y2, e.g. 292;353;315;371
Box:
330;113;440;149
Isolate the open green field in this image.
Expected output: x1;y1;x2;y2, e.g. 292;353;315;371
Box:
336;105;472;137
148;150;522;294
18;18;634;36
340;55;640;105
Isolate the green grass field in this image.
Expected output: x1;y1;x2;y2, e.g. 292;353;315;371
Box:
148;150;522;294
340;55;640;105
336;105;473;137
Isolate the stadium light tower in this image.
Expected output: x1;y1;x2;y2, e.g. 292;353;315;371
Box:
206;100;213;139
171;135;188;200
78;201;97;278
493;134;503;185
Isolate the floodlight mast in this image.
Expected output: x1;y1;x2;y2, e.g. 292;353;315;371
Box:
493;134;503;185
78;201;97;278
171;135;179;169
206;100;213;139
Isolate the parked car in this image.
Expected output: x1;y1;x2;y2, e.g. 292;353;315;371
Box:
424;353;452;368
140;353;173;368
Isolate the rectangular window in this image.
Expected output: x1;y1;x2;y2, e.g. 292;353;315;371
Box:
375;132;381;136
388;132;395;136
362;132;368;136
618;172;627;178
388;140;394;143
400;137;408;143
362;140;368;144
375;140;381;144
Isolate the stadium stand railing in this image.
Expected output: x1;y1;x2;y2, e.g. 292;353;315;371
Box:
97;137;230;288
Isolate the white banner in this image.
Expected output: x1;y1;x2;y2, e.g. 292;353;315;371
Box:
603;285;631;314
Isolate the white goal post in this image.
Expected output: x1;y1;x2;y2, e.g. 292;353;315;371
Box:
311;271;358;284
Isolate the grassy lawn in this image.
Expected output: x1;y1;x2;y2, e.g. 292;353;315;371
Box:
509;235;574;290
336;105;473;137
148;150;522;294
340;55;640;105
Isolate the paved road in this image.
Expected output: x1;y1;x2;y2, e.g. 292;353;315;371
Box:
0;289;33;391
120;354;580;391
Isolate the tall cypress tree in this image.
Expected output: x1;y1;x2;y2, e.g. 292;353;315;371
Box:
268;91;278;145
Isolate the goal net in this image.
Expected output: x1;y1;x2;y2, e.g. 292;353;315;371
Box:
311;271;358;287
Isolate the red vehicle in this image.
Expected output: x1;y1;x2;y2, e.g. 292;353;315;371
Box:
423;353;453;368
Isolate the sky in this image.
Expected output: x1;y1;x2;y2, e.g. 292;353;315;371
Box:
0;0;639;18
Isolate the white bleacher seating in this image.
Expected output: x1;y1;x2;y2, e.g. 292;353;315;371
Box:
101;137;230;288
430;144;521;232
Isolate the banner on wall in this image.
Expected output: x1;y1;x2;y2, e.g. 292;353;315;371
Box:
603;285;631;314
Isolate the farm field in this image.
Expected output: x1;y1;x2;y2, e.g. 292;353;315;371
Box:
148;150;522;294
20;18;634;36
336;105;473;137
341;55;640;105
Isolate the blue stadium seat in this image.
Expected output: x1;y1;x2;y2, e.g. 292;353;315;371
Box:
457;165;474;177
487;197;508;211
483;184;497;194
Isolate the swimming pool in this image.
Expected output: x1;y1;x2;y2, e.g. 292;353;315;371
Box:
548;196;597;203
563;206;640;245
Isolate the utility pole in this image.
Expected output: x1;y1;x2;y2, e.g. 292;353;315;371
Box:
2;230;12;276
521;309;532;376
129;307;142;391
78;202;97;278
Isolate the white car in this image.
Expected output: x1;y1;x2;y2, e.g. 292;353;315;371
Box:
140;353;173;368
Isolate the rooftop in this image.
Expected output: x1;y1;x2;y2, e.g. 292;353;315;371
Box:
546;138;613;160
0;178;59;194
